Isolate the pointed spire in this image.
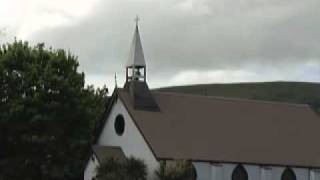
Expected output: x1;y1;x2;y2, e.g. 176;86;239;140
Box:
126;18;146;68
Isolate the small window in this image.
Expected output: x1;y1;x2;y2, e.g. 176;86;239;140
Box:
232;165;248;180
281;168;296;180
114;114;125;136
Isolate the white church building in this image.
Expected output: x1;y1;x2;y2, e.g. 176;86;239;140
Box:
84;22;320;180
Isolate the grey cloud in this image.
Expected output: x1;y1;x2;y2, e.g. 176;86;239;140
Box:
28;0;320;84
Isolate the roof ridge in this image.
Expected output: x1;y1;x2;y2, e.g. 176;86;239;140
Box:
152;91;309;108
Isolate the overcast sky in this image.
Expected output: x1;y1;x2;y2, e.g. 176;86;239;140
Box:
1;0;320;90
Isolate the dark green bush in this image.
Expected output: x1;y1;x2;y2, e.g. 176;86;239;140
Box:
96;157;147;180
156;160;196;180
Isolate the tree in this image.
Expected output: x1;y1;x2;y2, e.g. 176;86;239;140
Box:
0;39;108;180
96;157;147;180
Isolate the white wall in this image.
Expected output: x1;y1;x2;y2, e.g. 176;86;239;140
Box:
84;154;99;180
260;166;272;180
211;163;223;180
194;162;212;180
192;162;319;180
311;169;320;180
97;98;159;180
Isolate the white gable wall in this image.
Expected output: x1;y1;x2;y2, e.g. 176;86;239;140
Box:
97;98;159;180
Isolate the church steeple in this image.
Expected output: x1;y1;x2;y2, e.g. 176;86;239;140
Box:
124;17;159;111
126;17;146;83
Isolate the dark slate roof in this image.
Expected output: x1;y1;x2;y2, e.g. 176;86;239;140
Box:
117;89;320;168
124;81;159;111
92;146;126;164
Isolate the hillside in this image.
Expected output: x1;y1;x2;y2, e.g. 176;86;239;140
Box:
156;82;320;111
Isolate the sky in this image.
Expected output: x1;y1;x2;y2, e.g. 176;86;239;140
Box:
0;0;320;90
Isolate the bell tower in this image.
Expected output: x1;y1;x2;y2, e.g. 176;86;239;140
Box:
126;16;146;83
124;17;159;111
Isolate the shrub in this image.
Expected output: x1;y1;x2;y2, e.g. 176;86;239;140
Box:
96;157;147;180
156;160;196;180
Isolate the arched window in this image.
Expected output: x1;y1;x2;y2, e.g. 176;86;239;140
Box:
232;165;248;180
281;168;296;180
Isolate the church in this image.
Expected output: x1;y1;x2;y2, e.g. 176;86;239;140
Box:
84;22;320;180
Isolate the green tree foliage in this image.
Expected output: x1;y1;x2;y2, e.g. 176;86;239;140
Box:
0;39;108;180
96;157;147;180
156;160;196;180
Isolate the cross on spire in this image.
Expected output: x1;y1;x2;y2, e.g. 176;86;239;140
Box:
114;73;118;88
134;15;140;26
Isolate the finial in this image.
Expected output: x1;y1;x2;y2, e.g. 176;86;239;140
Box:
114;73;118;88
134;15;140;26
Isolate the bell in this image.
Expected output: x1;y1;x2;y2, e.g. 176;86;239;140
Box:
135;70;141;76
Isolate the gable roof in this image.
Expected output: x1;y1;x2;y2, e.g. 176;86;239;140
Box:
116;89;320;168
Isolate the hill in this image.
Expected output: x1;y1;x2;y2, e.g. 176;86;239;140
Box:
156;82;320;111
